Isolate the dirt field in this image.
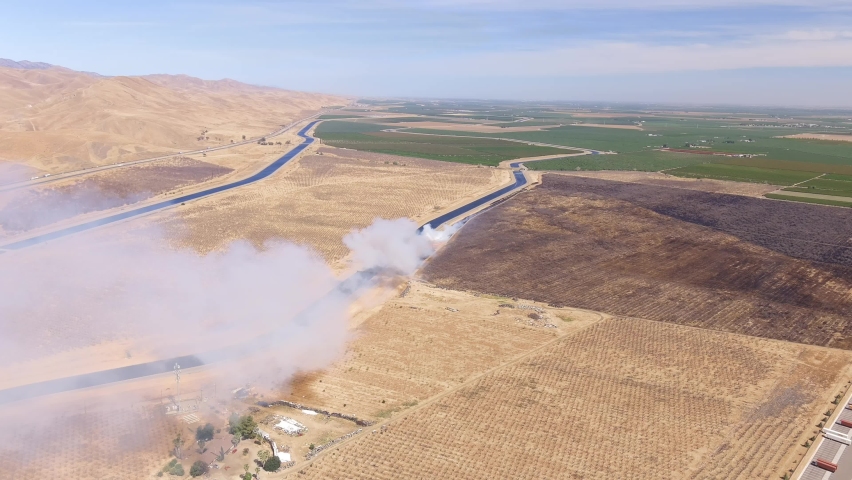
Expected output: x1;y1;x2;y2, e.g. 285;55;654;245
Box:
147;147;508;263
781;133;852;143
287;318;852;479
274;282;600;421
0;281;600;479
422;174;852;349
552;170;779;197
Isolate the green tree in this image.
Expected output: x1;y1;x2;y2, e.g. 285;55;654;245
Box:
173;433;183;458
263;456;281;472
229;414;258;439
169;463;185;476
189;460;208;477
257;449;270;465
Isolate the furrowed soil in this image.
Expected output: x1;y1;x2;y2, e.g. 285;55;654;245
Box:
422;174;852;349
289;317;852;479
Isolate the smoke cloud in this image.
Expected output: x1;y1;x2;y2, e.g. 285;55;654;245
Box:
0;216;440;403
343;217;435;275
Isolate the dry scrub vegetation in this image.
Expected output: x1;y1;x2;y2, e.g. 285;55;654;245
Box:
0;65;344;176
282;282;598;421
0;403;181;479
0;157;232;236
152;147;507;264
423;174;852;349
291;318;852;479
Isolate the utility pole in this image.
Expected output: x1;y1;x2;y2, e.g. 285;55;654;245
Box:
174;363;181;413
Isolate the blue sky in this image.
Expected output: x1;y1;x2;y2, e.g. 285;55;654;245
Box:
2;0;852;106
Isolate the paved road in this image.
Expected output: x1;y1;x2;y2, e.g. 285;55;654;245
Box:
0;268;378;405
0;124;537;403
0;113;323;193
0;121;319;251
419;169;527;231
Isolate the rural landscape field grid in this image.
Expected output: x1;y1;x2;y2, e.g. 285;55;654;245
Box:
3;45;852;480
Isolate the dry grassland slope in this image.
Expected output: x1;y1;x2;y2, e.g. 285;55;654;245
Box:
0;65;344;176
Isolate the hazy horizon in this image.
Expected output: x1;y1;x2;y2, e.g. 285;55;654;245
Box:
3;1;852;108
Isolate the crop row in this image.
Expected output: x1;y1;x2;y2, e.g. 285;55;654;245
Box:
291;319;843;479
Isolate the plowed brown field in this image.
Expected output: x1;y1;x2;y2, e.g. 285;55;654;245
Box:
422;174;852;349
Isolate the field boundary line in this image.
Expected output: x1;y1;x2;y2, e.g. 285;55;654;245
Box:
283;310;610;473
786;173;826;189
377;127;594;153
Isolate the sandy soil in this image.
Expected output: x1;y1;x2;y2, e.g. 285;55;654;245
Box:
552;170;779;197
0;66;346;176
780;133;852;143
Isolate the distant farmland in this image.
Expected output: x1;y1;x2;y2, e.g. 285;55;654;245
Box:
314;121;572;166
525;150;712;172
666;162;820;185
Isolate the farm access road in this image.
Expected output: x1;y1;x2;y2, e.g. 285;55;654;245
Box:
0;110;328;193
0;122;543;401
283;307;609;472
0;120;321;251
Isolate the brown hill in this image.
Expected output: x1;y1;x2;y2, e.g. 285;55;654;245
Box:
0;65;346;179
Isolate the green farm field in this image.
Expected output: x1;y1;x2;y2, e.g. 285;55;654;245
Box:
765;193;852;207
314;121;575;166
525;150;712;172
666;163;820;186
782;174;852;198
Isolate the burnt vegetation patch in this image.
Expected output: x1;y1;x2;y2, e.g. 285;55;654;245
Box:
422;174;852;348
0;158;232;233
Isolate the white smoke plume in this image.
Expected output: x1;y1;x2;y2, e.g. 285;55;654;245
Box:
0;215;440;404
419;221;463;243
343;217;435;275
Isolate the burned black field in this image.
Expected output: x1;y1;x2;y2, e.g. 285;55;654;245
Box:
422;174;852;348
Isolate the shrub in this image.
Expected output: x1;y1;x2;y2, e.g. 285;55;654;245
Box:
228;413;258;439
243;447;250;455
163;459;178;472
189;461;208;477
169;463;185;476
196;423;215;443
263;456;282;472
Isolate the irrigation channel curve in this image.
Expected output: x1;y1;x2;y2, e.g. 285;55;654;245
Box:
0;127;533;404
0;121;321;251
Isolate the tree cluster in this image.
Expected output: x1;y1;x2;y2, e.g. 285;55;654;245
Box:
228;413;258;440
